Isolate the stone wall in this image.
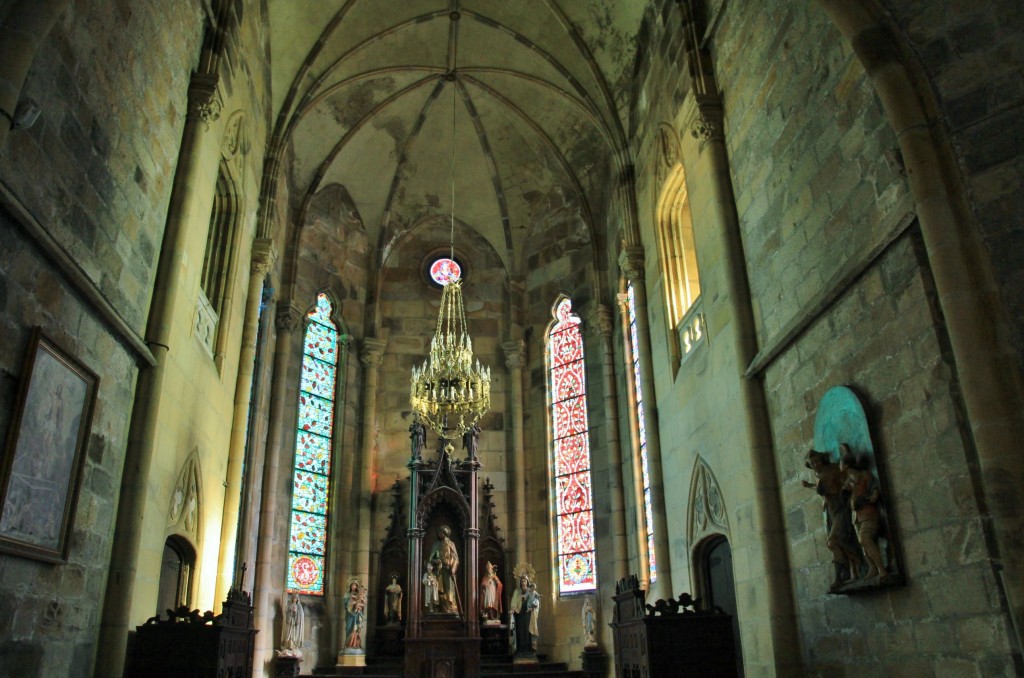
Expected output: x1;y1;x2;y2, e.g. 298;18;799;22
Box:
881;0;1024;369
0;2;205;675
624;0;1021;675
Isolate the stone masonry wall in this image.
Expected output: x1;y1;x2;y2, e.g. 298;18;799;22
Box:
0;3;204;676
626;0;1019;674
769;233;1017;676
880;0;1024;373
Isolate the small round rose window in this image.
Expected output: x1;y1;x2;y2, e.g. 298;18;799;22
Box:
429;257;462;285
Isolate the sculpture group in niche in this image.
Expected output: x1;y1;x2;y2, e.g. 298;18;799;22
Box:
803;443;895;591
805;385;902;593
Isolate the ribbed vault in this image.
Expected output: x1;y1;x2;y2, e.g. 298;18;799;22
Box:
267;0;643;277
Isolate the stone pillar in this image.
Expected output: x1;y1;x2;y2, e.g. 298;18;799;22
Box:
619;248;672;598
346;336;386;655
691;92;800;671
502;339;528;566
214;239;277;605
0;0;69;151
252;302;302;672
465;457;481;639
589;306;630;583
94;70;221;678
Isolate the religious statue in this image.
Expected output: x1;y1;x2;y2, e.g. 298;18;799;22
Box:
802;447;862;589
427;525;460;614
462;423;480;458
409;415;426;460
343;580;366;652
510;573;540;657
384;573;403;624
422;562;439;612
278;592;304;656
581;596;597;647
841;450;888;580
479;561;503;623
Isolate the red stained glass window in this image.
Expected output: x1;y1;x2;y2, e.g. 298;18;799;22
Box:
287;293;344;595
549;297;597;593
429;257;462;285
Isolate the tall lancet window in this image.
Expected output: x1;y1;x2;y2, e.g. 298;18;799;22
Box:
627;283;657;582
287;293;344;595
548;296;597;594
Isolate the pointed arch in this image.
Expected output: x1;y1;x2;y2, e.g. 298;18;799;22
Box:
655;161;702;367
167;449;203;544
547;295;596;594
687;456;729;549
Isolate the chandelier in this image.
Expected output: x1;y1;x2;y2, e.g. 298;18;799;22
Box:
409;57;491;444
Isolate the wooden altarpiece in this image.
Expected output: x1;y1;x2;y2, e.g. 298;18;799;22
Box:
403;437;481;677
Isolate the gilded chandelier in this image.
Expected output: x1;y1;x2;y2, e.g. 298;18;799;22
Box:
410;278;491;440
409;53;491;442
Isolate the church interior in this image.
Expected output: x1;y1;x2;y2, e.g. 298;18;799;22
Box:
0;0;1022;676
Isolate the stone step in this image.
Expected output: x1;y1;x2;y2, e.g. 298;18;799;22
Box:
305;657;584;677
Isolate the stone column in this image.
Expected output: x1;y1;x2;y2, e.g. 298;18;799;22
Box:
691;92;800;670
94;70;221;678
343;336;386;658
251;301;302;672
502;339;528;566
619;248;672;598
214;239;277;605
0;0;69;151
589;306;630;583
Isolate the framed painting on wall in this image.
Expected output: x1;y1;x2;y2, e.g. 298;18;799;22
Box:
0;330;98;562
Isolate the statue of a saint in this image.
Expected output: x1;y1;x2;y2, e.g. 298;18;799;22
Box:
427;526;460;614
422;562;439;612
802;448;861;589
279;592;304;656
384;573;403;624
343;580;366;652
841;451;887;580
462;424;480;458
510;575;540;657
479;561;503;622
409;416;426;459
581;596;597;647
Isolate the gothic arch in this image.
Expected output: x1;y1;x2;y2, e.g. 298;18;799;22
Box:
686;456;729;552
167;448;203;545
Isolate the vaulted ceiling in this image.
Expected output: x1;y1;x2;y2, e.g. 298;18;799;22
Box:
267;0;644;276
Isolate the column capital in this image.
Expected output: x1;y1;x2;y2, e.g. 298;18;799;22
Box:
359;337;387;367
502;339;526;370
589;304;614;338
690;93;724;144
619;246;646;282
187;71;222;128
275;301;303;333
250;238;278;275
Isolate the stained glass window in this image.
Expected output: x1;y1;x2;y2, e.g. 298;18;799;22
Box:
627;283;657;582
549;297;597;594
287;293;343;595
429;257;462;285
